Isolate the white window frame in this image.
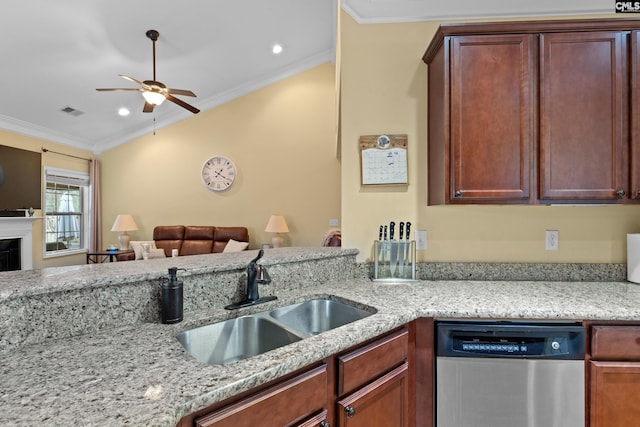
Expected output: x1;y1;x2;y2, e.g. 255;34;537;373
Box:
43;167;91;258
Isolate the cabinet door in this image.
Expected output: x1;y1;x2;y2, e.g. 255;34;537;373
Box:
540;31;627;201
632;31;640;200
590;361;640;426
337;363;408;427
449;34;535;203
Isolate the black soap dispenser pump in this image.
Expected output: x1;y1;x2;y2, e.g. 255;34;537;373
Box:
161;267;185;324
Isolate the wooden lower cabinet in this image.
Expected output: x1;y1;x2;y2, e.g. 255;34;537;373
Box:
589;324;640;427
337;363;409;427
590;361;640;427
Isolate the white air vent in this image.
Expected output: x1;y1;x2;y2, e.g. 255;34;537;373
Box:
60;106;84;117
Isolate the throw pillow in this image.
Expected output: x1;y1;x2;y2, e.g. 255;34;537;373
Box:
223;239;249;253
129;240;157;260
147;248;166;259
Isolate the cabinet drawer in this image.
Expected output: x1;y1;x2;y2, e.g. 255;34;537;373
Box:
592;326;640;360
338;328;408;396
195;364;327;427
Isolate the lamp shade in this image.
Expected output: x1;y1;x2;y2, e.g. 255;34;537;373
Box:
111;214;139;232
265;215;289;233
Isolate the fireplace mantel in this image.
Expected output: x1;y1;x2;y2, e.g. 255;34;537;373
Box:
0;217;41;270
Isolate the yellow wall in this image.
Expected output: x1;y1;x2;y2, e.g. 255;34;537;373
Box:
339;11;640;263
99;63;340;249
0;130;92;268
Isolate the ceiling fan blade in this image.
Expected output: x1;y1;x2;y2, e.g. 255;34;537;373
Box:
166;94;200;114
119;74;146;87
167;88;196;97
143;102;155;113
96;88;142;92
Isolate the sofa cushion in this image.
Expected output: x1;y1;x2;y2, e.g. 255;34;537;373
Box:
181;226;215;255
184;226;215;240
154;225;185;240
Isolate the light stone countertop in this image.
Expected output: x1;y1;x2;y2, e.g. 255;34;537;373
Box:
2;275;640;426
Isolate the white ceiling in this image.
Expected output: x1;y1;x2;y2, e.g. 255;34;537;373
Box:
0;1;612;154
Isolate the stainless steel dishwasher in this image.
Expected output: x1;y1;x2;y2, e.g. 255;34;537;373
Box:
436;321;586;427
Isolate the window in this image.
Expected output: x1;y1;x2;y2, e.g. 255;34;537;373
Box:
43;167;90;257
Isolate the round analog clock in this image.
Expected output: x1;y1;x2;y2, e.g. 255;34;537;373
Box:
201;155;236;192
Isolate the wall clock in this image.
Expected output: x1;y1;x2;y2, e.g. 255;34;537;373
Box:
201;155;236;192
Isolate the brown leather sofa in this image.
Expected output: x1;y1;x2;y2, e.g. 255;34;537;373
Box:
118;225;249;261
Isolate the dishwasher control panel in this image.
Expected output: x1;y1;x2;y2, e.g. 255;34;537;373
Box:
436;321;585;359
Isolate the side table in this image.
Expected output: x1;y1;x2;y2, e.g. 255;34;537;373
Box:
87;249;134;264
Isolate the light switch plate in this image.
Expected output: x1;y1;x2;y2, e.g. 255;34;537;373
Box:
329;218;339;227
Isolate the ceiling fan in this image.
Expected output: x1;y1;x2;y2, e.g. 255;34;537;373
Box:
96;29;200;114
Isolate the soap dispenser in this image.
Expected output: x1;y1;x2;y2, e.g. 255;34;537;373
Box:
161;267;186;324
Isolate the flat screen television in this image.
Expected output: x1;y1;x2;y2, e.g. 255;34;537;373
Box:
0;145;42;210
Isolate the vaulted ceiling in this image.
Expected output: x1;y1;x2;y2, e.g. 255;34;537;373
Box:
0;1;610;153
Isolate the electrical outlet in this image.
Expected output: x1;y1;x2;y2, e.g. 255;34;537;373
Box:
329;218;339;227
416;230;427;250
545;230;559;251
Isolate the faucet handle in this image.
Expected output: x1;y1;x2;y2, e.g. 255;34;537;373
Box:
256;265;271;285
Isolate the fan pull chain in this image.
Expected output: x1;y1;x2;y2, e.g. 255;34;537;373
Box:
153;116;156;136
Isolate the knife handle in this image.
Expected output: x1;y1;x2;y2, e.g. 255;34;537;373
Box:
389;221;395;240
383;225;388;241
405;222;411;241
399;222;404;241
378;225;383;241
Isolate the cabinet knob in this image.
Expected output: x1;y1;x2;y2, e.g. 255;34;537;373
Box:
454;190;462;198
345;406;356;418
616;189;626;198
320;422;331;427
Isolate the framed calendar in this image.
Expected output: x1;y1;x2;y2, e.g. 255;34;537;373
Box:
359;134;408;185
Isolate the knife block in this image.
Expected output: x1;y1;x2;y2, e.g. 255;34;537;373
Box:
372;240;416;281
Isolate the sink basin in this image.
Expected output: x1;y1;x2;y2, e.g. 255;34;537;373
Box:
176;316;302;365
177;297;376;365
268;298;375;336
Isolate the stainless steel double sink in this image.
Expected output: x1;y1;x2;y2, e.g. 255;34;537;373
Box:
176;298;376;365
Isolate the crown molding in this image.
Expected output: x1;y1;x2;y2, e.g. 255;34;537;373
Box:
341;0;612;24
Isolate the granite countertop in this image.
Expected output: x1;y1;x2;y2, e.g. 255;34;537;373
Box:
2;276;640;426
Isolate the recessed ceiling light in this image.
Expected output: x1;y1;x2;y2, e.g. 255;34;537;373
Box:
118;107;130;116
272;44;283;55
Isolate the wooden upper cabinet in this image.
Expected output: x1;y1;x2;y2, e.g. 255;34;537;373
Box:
449;34;535;203
423;18;640;205
539;31;627;202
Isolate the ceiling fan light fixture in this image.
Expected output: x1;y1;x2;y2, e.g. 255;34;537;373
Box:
142;90;166;106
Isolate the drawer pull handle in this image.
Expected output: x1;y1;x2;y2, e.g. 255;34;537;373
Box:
345;406;356;418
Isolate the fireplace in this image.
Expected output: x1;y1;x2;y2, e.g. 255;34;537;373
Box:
0;238;21;271
0;216;39;270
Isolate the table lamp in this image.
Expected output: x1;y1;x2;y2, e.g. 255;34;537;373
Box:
265;214;289;248
111;214;138;250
